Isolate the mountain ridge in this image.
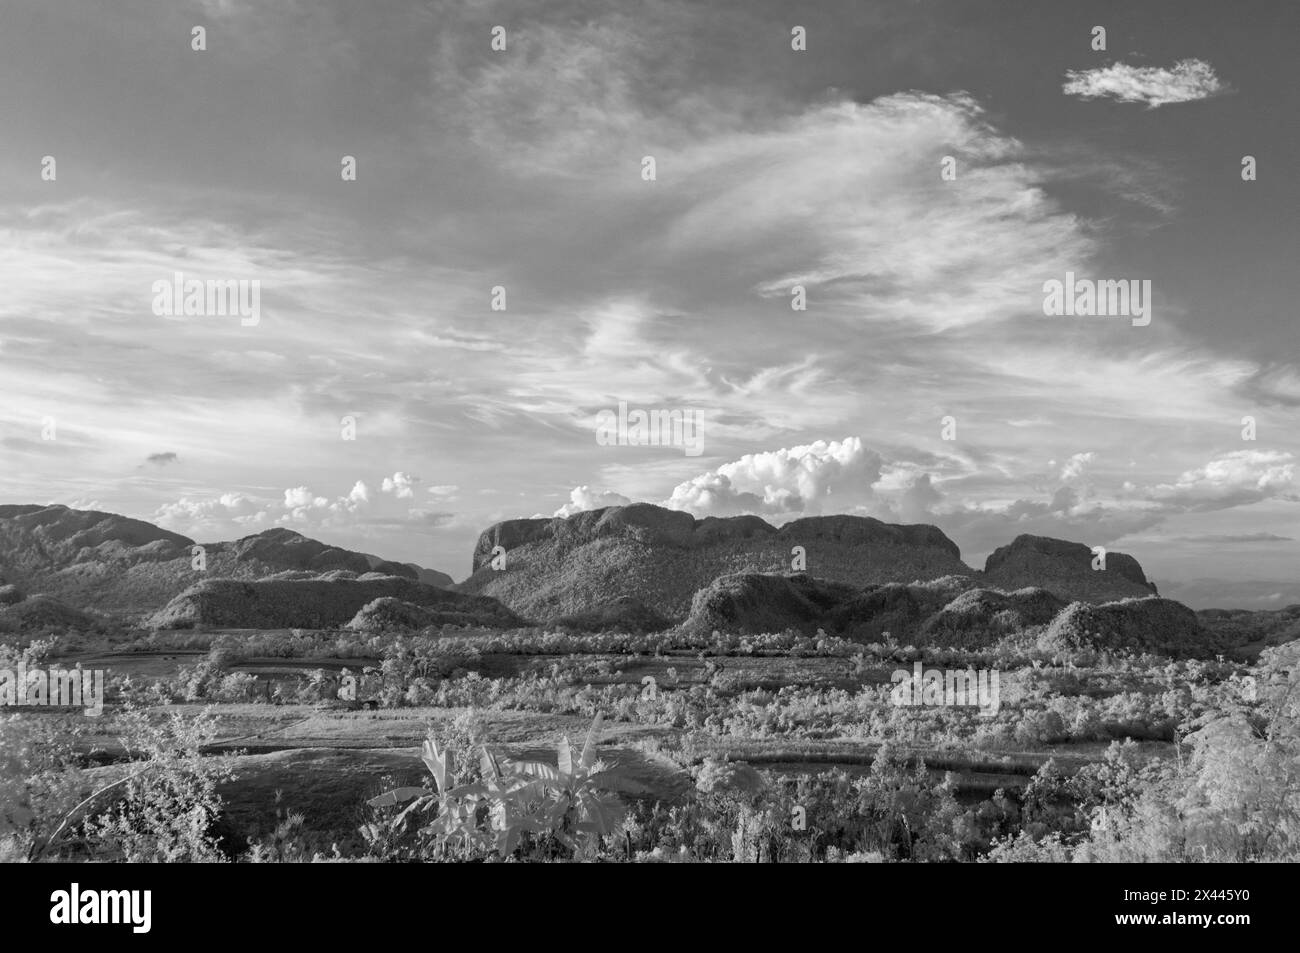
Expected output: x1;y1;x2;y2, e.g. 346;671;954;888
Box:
457;503;1157;622
0;504;452;616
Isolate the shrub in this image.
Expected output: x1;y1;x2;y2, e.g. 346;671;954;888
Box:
79;706;235;862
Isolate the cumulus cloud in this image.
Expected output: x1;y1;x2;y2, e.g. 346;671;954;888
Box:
898;473;943;523
662;437;883;518
155;472;444;543
381;472;420;499
554;486;633;518
282;480;382;522
558;437;941;523
1063;59;1227;108
155;492;267;537
1139;450;1297;511
283;486;326;510
549;437;1300;575
557;436;1130;536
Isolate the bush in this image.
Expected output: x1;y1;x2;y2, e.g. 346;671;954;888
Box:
80;707;235;862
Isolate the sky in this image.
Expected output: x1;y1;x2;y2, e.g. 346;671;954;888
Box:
0;0;1296;608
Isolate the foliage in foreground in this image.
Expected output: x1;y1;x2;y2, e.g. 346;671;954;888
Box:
364;713;630;860
3;701;233;863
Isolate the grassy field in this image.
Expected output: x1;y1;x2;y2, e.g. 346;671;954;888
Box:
2;621;1293;863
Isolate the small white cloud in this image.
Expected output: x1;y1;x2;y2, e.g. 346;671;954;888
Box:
1060;452;1095;482
283;486;325;509
1063;59;1226;108
155;492;264;534
554;485;633;517
381;472;420;499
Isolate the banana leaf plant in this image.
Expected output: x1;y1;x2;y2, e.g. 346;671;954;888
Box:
367;713;634;858
366;736;489;854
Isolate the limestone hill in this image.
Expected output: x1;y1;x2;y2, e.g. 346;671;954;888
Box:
345;594;524;633
0;505;451;617
457;504;1158;624
149;574;515;631
456;504;971;622
1039;597;1223;658
1197;604;1300;658
684;570;1220;657
982;535;1156;603
0;594;100;633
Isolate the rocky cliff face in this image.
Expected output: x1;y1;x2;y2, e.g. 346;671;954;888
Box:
458;503;972;622
459;504;1163;624
982;535;1156;603
469;505;962;572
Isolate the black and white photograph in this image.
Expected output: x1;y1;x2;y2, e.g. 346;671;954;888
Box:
0;0;1294;928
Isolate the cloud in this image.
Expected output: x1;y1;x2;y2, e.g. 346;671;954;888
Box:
1059;452;1095;482
1169;533;1293;544
195;0;254;17
4;1;1293;596
664;94;1095;334
155;473;431;542
550;436;1300;574
283;486;326;510
897;473;943;523
145;452;179;466
1159;577;1300;611
557;437;948;523
1138;451;1297;511
662;437;883;518
1063;59;1227;108
381;472;420;499
405;509;456;527
155;492;267;537
554;486;633;518
550;431;1169;557
551;437;883;521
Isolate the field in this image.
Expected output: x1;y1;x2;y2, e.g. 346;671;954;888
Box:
5;618;1295;864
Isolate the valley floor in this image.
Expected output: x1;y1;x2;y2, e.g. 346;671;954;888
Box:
2;623;1294;862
